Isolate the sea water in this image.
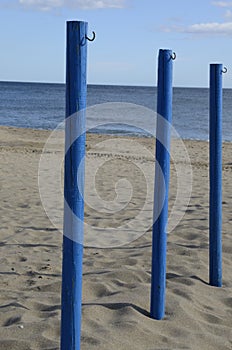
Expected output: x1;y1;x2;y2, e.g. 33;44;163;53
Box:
0;81;231;141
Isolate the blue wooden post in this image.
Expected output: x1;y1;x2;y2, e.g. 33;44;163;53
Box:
209;64;223;287
61;21;88;349
150;49;173;320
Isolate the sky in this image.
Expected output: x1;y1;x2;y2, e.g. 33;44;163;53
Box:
0;0;232;87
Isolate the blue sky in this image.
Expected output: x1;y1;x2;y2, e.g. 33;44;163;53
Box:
0;0;232;87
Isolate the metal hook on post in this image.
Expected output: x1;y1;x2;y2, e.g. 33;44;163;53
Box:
85;31;96;42
221;67;227;74
170;52;176;60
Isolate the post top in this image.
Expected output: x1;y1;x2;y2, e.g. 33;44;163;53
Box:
67;20;88;24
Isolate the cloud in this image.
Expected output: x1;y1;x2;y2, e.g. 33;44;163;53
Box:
212;1;232;7
187;21;232;34
18;0;127;11
212;1;232;21
163;21;232;36
19;0;62;11
225;9;232;17
162;2;232;36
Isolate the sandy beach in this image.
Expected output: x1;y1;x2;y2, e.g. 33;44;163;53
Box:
0;125;231;350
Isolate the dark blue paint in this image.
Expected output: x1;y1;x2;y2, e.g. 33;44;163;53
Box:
61;21;88;349
150;49;173;320
209;64;223;287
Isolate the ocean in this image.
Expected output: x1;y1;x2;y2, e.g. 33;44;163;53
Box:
0;81;231;141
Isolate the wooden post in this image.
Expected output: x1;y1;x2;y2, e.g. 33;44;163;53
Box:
209;63;223;287
61;21;88;350
150;49;173;320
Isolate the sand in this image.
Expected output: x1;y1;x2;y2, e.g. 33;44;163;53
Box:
0;126;231;350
